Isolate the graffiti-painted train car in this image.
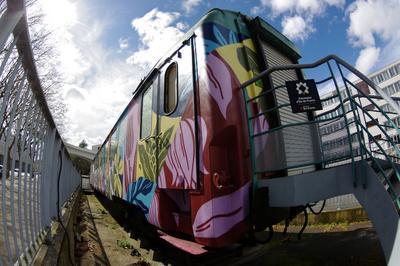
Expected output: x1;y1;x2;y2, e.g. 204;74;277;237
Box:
90;9;319;248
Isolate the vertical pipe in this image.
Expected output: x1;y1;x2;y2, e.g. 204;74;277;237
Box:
32;116;46;235
27;108;40;246
36;125;47;231
30;115;40;238
50;140;61;222
22;103;39;251
29;111;44;242
16;89;33;262
20;92;34;260
6;71;27;261
39;128;55;229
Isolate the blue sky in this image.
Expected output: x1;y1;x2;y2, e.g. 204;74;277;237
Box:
33;0;400;146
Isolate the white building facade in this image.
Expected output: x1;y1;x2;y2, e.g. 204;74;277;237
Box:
316;58;400;211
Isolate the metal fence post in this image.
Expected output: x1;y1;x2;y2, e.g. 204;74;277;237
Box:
40;128;55;229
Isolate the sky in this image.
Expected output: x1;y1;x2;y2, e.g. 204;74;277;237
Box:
33;0;400;147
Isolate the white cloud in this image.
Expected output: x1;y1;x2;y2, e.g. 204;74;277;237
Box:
127;8;185;68
257;0;344;41
182;0;202;14
355;46;381;74
118;37;129;49
324;0;346;6
31;4;189;147
250;6;262;16
282;15;315;42
260;0;345;17
347;0;399;48
347;0;400;74
39;0;77;29
176;22;189;31
34;0;146;146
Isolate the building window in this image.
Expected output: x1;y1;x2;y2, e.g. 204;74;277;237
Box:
366;119;379;128
141;84;153;138
164;62;178;114
371;63;400;85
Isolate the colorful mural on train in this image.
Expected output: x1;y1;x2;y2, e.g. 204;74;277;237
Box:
91;9;274;247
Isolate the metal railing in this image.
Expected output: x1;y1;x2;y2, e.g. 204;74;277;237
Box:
0;1;81;265
241;54;400;213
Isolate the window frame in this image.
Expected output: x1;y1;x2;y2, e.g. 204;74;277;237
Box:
163;61;179;115
140;83;154;139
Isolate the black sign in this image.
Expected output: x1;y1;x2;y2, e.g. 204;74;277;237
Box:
286;79;322;113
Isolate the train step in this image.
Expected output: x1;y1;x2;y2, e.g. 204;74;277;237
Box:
157;230;208;255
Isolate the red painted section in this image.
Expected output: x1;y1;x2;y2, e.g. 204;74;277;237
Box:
187;35;252;247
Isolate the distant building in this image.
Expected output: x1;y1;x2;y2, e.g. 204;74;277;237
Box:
319;58;400;162
65;143;97;161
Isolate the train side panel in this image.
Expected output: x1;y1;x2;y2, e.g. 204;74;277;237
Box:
90;9;282;248
187;11;268;247
90;99;141;201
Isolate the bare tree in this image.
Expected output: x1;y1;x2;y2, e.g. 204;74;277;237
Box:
26;0;67;134
0;0;68;178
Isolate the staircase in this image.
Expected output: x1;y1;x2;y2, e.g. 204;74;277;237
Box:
241;55;400;265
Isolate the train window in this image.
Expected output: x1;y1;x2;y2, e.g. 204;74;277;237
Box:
164;62;178;114
141;84;153;138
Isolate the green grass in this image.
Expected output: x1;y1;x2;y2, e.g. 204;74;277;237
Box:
117;239;133;249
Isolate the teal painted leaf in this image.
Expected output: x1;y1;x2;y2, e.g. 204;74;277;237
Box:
138;143;155;181
213;25;228;46
229;31;238;44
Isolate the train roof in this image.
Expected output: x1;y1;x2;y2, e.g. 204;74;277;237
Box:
93;8;301;160
132;9;300;99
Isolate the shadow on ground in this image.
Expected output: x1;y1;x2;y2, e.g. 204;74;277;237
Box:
75;193;111;265
87;191;386;266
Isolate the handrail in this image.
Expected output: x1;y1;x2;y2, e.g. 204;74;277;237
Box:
345;81;400;139
252;114;345;138
240;52;400;213
240;54;400;117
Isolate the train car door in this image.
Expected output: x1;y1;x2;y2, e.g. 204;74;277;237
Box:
136;79;159;183
156;39;198;190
